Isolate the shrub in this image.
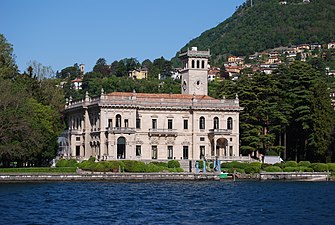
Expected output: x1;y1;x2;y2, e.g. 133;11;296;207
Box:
94;161;110;172
298;161;311;167
327;163;335;172
244;165;261;174
224;168;245;174
88;156;96;162
168;160;180;168
145;163;165;172
299;166;313;172
198;161;204;169
264;166;283;172
261;163;272;169
123;160;146;172
105;161;124;172
284;161;298;167
273;163;285;168
56;159;78;168
221;161;248;169
283;167;300;172
168;167;184;172
311;163;328;172
150;161;168;167
78;160;96;171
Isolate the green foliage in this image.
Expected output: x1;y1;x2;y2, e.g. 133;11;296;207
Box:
221;167;245;174
327;163;335;172
56;159;78;168
77;160;183;173
284;161;298;167
264;166;283;172
168;167;184;172
283;167;300;172
145;163;166;172
244;163;261;174
167;160;180;168
299;167;313;172
123;160;146;172
88;156;96;162
78;160;96;171
150;161;168;167
0;167;76;173
221;161;248;169
311;163;329;172
298;161;311;167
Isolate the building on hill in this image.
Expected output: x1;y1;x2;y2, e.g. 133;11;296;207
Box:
71;78;83;90
62;48;244;166
128;68;148;79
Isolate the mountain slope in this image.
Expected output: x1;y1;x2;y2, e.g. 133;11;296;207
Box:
174;0;335;65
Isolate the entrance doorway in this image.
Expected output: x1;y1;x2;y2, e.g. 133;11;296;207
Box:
216;138;228;157
117;137;126;159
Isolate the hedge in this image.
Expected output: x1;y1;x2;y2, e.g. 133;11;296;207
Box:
167;160;180;168
327;163;335;172
56;159;78;168
284;161;298;167
263;166;283;172
77;160;183;173
298;161;311;167
311;163;328;172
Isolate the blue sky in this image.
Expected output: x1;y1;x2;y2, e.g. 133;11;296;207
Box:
1;0;245;73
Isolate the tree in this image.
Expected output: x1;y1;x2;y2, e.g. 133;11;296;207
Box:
93;58;110;76
0;34;18;79
26;60;54;80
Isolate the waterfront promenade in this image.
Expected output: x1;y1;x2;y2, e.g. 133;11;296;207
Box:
0;171;331;182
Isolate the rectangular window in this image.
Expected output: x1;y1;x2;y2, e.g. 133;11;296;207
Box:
76;137;80;141
136;118;141;129
108;119;113;128
168;119;173;130
200;137;205;141
76;146;80;156
183;146;189;159
168;146;173;159
200;146;205;159
152;119;157;129
124;119;129;128
136;145;141;156
229;146;233;156
183;119;188;130
152;145;157;159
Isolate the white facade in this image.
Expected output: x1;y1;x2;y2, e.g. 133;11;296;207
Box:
63;48;243;164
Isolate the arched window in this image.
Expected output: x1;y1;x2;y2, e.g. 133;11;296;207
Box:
199;116;205;130
214;117;219;129
196;60;200;68
201;60;205;69
116;114;122;128
192;60;195;68
227;117;233;130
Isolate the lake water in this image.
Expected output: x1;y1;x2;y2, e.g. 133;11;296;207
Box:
0;181;334;224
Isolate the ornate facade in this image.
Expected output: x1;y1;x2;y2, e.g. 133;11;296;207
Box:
62;48;243;163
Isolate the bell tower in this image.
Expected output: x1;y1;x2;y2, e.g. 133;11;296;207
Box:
179;47;210;95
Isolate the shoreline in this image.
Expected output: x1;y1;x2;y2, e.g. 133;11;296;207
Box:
0;171;332;182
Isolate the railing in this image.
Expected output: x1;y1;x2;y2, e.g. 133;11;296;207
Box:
209;129;232;135
107;127;136;134
148;128;177;136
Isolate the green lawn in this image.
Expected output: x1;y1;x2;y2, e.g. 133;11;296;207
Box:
0;167;76;173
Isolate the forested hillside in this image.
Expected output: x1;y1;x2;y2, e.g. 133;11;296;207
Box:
173;0;335;66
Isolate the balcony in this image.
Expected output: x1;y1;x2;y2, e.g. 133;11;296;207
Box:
148;129;177;137
209;129;232;135
107;127;136;134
